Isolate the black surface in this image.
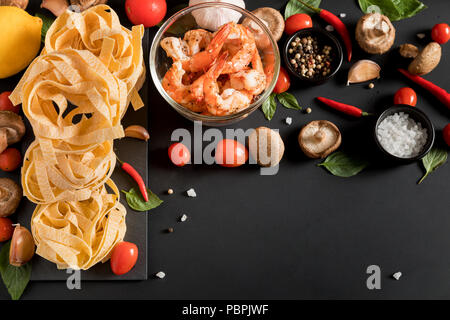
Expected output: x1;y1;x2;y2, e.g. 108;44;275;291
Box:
1;0;450;299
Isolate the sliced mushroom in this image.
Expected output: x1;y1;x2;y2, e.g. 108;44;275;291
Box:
0;178;22;217
242;7;284;45
298;120;342;159
0;111;25;154
356;13;395;54
0;0;28;9
408;42;441;75
248;126;284;167
399;43;419;58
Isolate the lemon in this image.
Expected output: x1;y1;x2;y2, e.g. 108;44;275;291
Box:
0;6;42;79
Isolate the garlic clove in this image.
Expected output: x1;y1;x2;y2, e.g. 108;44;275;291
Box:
124;125;149;141
9;224;35;267
347;59;381;85
41;0;69;17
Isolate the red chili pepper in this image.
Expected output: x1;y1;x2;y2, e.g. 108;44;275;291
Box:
296;0;352;62
316;97;371;117
398;68;450;109
117;157;148;202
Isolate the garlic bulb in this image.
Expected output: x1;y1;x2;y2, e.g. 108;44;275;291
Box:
189;0;245;31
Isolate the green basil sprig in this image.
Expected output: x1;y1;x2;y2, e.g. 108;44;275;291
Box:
262;92;301;120
122;187;163;212
418;147;448;184
318;151;370;178
36;13;55;43
358;0;427;21
0;241;32;300
285;0;321;20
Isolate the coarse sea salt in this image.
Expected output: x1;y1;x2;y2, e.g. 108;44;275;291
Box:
377;112;428;158
186;188;197;197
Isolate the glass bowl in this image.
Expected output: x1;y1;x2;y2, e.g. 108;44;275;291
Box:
149;2;281;126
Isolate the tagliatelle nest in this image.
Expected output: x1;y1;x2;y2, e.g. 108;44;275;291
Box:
9;5;144;270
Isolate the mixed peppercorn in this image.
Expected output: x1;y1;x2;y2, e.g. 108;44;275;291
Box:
288;36;333;78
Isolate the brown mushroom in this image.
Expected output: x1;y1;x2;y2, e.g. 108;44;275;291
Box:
399;43;419;58
298;120;342;159
0;111;25;154
0;0;28;9
248;127;284;167
41;0;68;16
242;7;284;44
355;13;395;54
0;178;22;217
408;42;441;75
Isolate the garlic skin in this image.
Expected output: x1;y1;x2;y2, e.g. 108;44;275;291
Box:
347;59;381;85
189;0;245;31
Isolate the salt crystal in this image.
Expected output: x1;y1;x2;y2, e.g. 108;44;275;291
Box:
186;188;196;197
155;271;166;279
339;13;346;18
285;117;292;125
325;25;334;32
392;272;402;280
180;214;188;222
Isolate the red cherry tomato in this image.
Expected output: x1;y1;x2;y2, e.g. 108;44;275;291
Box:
284;13;313;35
273;67;290;94
215;139;248;167
0;217;14;242
394;87;417;106
125;0;167;27
0;92;20;114
443;124;450;147
168;142;190;167
431;23;450;45
0;148;21;172
110;242;138;275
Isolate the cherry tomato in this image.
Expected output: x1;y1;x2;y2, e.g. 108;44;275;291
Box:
215;139;248;167
284;13;313;35
110;242;138;275
443;124;450;148
431;23;450;45
125;0;167;27
168;142;190;167
0;217;14;242
273;67;290;94
0;148;21;172
0;92;20;114
394;87;417;106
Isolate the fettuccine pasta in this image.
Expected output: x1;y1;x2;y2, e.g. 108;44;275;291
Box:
11;5;144;270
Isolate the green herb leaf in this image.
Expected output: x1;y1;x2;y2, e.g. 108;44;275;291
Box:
277;92;302;110
262;92;277;120
418;147;447;184
122;188;163;212
36;13;55;43
318;151;369;178
0;241;32;300
285;0;321;20
358;0;427;21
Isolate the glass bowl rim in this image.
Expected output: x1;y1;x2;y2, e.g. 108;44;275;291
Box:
149;2;281;122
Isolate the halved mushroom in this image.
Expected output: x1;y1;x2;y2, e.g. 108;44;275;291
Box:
355;13;395;54
298;120;342;159
242;7;284;44
0;111;25;154
0;178;22;217
408;42;441;75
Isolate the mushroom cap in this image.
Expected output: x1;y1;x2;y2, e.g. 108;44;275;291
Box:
0;177;22;217
0;111;25;153
248;126;284;167
408;42;441;75
298;120;342;159
355;13;395;54
70;0;107;11
242;7;284;42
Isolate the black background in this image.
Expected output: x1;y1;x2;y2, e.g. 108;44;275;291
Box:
1;0;449;300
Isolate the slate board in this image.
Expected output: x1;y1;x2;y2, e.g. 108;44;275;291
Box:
0;1;149;281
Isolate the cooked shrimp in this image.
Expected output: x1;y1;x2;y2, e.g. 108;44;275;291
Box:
160;37;190;62
262;47;276;88
229;50;266;95
182;22;232;73
204;53;253;116
221;24;257;74
183;29;212;56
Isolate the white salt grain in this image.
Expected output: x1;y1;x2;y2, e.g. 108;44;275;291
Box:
325;25;334;32
377;112;428;158
180;214;188;222
392;272;402;280
339;13;346;18
186;188;197;197
285;117;292;125
155;271;166;279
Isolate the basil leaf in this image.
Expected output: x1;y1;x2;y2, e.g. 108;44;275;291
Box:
418;147;447;184
358;0;427;21
318;151;369;178
122;188;163;212
277;92;302;110
262;92;277;120
0;241;32;300
285;0;321;20
36;13;55;43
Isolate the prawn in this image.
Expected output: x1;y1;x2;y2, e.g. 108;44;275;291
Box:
221;24;257;74
160;37;190;62
204;53;253;116
183;29;212;56
228;50;266;96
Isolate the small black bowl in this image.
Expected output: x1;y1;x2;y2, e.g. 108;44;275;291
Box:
374;105;435;162
283;28;343;85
